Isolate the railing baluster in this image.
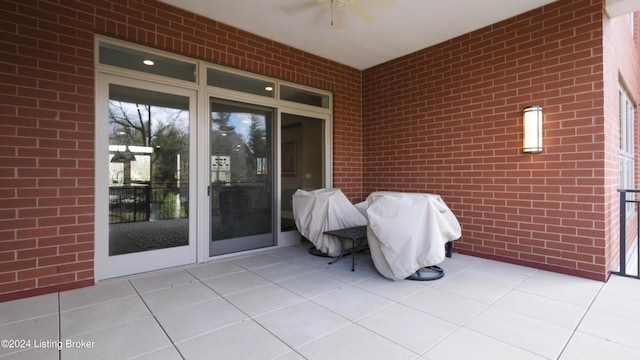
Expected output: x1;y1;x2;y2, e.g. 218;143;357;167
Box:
614;189;640;279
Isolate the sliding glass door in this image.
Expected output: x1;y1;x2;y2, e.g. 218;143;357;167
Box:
209;98;276;256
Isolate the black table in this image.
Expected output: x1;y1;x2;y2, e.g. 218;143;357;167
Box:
323;225;368;271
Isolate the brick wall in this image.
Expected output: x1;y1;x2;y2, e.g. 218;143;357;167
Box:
0;0;363;300
362;0;621;281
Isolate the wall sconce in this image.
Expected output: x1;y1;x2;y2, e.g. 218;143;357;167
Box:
522;105;543;154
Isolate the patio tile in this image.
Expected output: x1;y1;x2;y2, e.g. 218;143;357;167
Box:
60;295;150;338
400;287;488;325
201;270;270;296
254;300;350;348
0;293;58;325
185;260;245;280
353;274;433;301
425;328;546;360
176;320;291;360
139;281;218;314
0;314;58;357
590;288;640;321
128;269;197;293
455;260;534;288
231;252;287;269
310;285;393;321
131;346;183;360
515;271;602;307
59;279;136;311
464;306;573;359
60;316;172;360
559;332;640;360
296;324;418;360
251;261;314;282
577;309;640;350
155;297;248;343
357;303;458;354
492;289;588;329
433;273;511;304
224;283;305;317
277;272;347;298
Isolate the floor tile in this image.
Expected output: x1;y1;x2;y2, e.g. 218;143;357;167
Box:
400;287;488;325
130;346;183;360
0;314;59;357
277;272;347;298
455;260;534;288
254;300;350;348
176;319;291;360
577;309;640;350
357;303;458;354
129;269;197;293
515;271;602;307
251;262;314;282
231;252;286;269
0;293;58;325
60;295;150;338
0;346;60;360
155;297;248;343
559;332;640;360
140;281;218;314
310;285;393;321
60;316;172;360
59;279;136;311
224;283;305;317
590;289;640;321
492;289;587;329
185;260;245;280
296;324;418;360
201;270;270;296
425;328;546;360
599;274;640;301
352;274;432;301
433;273;511;304
464;307;573;359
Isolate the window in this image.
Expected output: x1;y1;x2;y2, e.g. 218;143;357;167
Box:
620;87;635;214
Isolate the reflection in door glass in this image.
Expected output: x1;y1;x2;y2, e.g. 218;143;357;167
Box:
210;100;273;250
108;85;189;255
280;114;325;232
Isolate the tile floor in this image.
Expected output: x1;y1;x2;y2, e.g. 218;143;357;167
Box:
2;243;640;360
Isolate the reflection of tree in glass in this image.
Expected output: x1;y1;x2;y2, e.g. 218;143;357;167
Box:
109;101;189;219
211;112;267;184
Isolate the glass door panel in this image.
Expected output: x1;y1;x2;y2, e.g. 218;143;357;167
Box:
280;113;326;232
210;98;275;256
95;74;196;280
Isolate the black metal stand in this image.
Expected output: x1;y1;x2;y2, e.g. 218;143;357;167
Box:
323;225;368;271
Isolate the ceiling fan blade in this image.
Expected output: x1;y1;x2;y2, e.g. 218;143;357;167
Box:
350;2;374;23
367;0;398;11
333;9;349;29
280;2;317;16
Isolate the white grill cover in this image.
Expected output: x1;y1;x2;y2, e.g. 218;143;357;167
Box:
366;192;462;280
292;188;368;257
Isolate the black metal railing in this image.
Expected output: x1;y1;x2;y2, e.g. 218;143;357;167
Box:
109;186;151;223
613;189;640;279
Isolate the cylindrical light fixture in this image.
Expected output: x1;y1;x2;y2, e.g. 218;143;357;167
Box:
523;105;543;153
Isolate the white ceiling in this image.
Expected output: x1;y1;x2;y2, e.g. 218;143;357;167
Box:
156;0;633;70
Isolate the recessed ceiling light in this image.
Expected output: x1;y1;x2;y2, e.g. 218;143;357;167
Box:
143;59;155;66
265;86;273;91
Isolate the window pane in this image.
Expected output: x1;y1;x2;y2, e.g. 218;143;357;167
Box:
280;85;330;108
207;68;275;98
99;42;196;82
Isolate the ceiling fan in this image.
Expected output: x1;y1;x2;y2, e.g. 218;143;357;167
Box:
282;0;397;29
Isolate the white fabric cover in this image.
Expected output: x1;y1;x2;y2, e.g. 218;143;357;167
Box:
292;188;367;257
365;192;462;280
